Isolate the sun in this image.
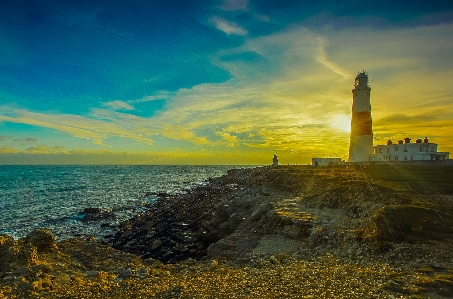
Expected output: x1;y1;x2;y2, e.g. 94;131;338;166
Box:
329;114;351;133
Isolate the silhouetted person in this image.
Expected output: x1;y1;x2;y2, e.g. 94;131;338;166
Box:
272;155;278;166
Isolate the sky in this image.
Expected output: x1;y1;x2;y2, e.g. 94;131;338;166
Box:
1;0;453;165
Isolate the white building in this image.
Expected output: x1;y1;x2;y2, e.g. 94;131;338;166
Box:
312;158;342;166
371;137;449;162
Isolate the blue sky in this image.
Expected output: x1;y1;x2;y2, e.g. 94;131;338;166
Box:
1;0;453;164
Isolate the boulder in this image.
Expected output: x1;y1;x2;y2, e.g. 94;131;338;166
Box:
308;226;327;247
25;228;58;252
16;243;39;267
0;234;16;272
118;268;133;278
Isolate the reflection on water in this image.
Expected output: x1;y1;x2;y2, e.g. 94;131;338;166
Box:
0;165;242;240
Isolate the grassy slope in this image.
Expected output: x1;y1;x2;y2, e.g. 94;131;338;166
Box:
269;164;453;244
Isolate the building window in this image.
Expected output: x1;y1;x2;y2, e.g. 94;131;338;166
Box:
387;148;390;153
404;156;407;161
430;147;434;152
411;156;413;160
395;156;398;161
395;147;398;152
419;146;422;152
404;147;408;152
379;148;382;153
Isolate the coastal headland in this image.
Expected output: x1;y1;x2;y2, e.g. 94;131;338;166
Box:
1;164;453;298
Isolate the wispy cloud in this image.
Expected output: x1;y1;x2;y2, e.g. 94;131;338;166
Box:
12;137;38;142
210;16;247;36
216;131;240;147
132;92;173;103
102;100;134;111
161;125;210;145
0;111;155;146
23;145;67;154
315;37;351;80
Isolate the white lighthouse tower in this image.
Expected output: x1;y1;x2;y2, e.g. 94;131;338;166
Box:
348;71;374;162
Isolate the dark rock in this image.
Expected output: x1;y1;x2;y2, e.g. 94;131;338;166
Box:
150;239;162;251
18;277;30;290
25;228;58;252
228;213;245;229
16;243;39;267
161;250;175;263
80;208;116;222
82;207;102;214
137;267;148;278
118;268;133;278
0;234;16;272
251;203;273;221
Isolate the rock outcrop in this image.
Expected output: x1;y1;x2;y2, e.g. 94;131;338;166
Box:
25;228;58;252
1;233;40;274
0;234;16;272
112;164;453;265
111;167;288;263
79;207;116;222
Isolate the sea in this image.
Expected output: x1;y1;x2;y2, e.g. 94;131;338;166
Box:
0;165;251;241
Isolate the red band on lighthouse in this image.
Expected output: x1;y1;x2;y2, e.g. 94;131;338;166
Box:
351;112;372;136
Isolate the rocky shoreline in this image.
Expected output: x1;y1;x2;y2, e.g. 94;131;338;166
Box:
1;165;453;298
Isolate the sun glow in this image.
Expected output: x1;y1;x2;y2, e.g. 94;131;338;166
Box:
329;114;351;133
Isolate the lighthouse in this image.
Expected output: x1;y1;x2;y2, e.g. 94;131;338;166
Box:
348;71;374;162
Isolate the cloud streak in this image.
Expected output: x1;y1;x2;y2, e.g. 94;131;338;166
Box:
210;16;248;36
0;111;155;146
103;100;135;111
